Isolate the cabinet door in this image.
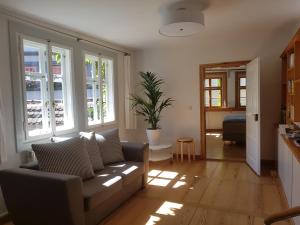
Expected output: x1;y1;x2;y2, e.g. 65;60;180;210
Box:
283;143;293;207
292;156;300;224
278;134;293;206
278;133;285;183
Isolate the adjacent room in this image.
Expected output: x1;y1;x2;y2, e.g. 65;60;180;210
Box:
0;1;300;225
204;62;247;161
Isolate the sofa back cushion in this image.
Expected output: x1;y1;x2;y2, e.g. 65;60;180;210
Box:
32;137;95;180
80;132;104;171
95;128;124;165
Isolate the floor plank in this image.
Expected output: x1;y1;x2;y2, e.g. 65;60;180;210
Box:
102;160;291;225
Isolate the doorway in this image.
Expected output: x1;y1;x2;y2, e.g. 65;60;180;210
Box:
199;61;250;161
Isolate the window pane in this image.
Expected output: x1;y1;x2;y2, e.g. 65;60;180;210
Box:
85;55;99;80
23;39;51;137
85;59;93;79
240;97;246;107
52;51;62;76
240;77;246;87
87;83;101;125
205;90;210;107
211;78;221;87
211;98;221;107
85;54;101;126
52;46;74;132
23;40;46;75
102;58;115;123
205;79;210;87
240;89;246;98
211;90;221;107
211;90;221;99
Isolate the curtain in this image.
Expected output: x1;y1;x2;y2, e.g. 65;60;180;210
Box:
124;55;137;129
0;87;7;163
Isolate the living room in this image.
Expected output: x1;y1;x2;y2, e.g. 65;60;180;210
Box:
1;1;300;225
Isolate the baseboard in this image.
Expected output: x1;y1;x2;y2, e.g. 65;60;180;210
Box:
0;212;10;225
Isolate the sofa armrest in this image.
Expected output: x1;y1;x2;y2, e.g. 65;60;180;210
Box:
0;168;85;225
121;142;149;187
122;142;149;162
20;161;39;170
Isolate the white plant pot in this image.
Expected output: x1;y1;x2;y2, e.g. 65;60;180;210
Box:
146;129;161;146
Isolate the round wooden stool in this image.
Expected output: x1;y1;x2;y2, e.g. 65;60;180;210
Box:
176;137;196;162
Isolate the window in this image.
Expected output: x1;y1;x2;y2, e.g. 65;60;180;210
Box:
204;76;224;108
84;54;115;126
21;38;74;139
236;72;247;107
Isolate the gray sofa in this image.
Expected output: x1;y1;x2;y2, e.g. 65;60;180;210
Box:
0;142;149;225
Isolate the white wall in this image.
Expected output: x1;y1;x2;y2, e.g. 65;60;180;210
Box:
0;15;22;214
134;22;300;160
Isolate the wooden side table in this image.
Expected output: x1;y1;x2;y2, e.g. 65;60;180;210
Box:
176;137;195;162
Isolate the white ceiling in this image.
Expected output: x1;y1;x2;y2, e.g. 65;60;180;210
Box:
0;0;300;50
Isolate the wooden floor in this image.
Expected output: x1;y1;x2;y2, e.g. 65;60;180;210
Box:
5;161;290;225
100;160;290;225
206;133;246;161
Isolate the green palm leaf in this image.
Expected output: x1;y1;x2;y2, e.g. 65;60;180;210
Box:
131;72;174;129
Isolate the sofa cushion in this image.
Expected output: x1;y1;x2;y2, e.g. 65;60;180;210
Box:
32;137;95;180
82;174;123;211
80;132;104;172
95;128;125;165
101;162;144;185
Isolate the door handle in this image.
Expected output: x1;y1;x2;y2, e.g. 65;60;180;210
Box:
254;114;259;121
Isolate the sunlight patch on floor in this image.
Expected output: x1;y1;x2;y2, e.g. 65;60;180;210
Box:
206;133;221;138
172;181;187;189
148;170;162;177
148;178;171;187
158;171;178;179
145;215;161;225
156;201;183;216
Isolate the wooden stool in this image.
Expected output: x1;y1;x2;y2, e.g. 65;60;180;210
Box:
176;137;196;162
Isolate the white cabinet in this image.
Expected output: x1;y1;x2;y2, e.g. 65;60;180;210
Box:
278;128;300;225
292;156;300;224
278;130;293;206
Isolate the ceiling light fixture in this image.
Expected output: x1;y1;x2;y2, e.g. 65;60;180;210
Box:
159;0;207;37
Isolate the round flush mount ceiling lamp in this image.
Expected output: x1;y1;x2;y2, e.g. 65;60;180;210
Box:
159;0;207;37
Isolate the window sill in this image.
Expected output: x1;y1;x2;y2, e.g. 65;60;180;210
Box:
205;107;246;112
18;128;78;152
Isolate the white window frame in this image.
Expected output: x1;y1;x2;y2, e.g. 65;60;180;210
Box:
19;35;76;143
83;51;116;128
50;44;75;134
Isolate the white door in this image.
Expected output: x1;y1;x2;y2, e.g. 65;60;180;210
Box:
246;57;261;175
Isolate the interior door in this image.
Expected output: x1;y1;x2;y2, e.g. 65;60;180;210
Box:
246;57;261;175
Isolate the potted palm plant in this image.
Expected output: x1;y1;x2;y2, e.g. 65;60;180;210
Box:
131;72;174;145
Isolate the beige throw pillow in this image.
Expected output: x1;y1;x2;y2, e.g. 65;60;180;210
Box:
32;137;95;180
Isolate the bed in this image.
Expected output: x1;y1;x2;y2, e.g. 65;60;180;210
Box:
222;114;246;143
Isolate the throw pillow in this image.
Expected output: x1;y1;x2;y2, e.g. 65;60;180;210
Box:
95;128;125;165
32;137;95;180
79;131;104;171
